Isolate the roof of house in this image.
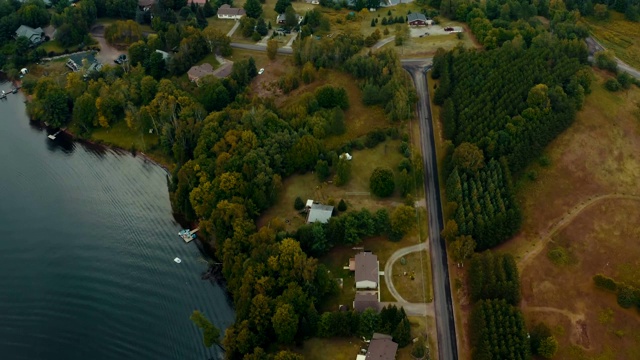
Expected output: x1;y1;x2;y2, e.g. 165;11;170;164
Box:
407;13;427;22
277;13;286;22
354;293;379;312
187;63;214;80
307;203;333;223
355;252;378;283
16;25;43;40
366;337;398;360
138;0;154;7
217;4;246;16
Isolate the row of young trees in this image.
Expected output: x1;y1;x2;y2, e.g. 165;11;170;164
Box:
445;158;521;250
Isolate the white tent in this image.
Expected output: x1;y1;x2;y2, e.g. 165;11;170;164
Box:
340;153;353;160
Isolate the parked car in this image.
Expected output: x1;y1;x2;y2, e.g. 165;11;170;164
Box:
444;27;454;32
258;68;265;75
114;54;127;64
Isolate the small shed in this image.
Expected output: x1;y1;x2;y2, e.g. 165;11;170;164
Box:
340;153;352;160
307;203;334;224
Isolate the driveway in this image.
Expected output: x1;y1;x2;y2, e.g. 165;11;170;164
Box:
384;242;427;303
90;24;126;64
586;36;640;80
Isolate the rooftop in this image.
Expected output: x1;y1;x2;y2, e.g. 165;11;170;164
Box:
307;203;333;224
217;4;246;16
366;336;398;360
355;252;378;283
407;13;427;22
353;292;379;312
187;63;215;80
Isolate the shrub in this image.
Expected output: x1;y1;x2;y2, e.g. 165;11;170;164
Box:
365;129;386;148
370;167;395;197
605;78;621;92
538;155;551;167
338;199;347;211
617;284;636;308
294;196;305;210
547;246;570;265
411;336;426;358
593;274;618;291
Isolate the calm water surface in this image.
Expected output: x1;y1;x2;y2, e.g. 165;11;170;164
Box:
0;81;233;359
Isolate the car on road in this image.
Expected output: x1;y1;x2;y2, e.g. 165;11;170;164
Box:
444;27;454;32
114;54;127;64
258;68;265;75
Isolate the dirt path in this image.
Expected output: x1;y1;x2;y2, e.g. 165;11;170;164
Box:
519;193;640;270
524;305;585;322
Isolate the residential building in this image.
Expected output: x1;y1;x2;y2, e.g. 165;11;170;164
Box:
306;202;334;224
187;63;215;85
217;4;246;19
353;292;380;312
407;13;428;26
276;13;303;25
355;252;379;290
366;334;398;360
15;25;44;46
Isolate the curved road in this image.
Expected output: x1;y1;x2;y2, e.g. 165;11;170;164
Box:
586;36;640;79
403;60;458;360
384;242;427;303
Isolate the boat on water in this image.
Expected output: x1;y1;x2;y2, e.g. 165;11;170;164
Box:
174;257;182;263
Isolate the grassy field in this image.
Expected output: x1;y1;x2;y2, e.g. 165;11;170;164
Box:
392;250;432;303
487;70;640;359
205;16;236;35
90;121;159;152
258;139;406;232
383;26;477;57
582;11;640;70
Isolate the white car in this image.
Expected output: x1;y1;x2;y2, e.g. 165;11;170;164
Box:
258;68;265;75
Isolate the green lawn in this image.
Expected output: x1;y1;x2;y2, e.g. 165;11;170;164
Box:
205;16;237;35
195;53;221;68
582;10;640;70
39;40;82;55
90;121;159;152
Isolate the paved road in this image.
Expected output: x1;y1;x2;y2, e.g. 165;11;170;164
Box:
230;42;293;55
403;61;458;360
384;242;427;303
586;36;640;79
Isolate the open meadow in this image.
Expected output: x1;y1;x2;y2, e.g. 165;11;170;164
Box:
495;70;640;359
582;11;640;70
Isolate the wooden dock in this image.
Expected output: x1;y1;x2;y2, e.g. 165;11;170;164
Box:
180;228;199;243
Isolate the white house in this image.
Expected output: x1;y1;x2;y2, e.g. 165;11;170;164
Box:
355;252;379;290
217;4;246;19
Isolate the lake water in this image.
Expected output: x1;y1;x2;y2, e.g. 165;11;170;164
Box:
0;80;233;360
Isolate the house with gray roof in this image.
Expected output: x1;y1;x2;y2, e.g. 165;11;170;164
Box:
353;292;380;312
15;25;44;46
366;334;398;360
306;203;334;224
355;252;379;290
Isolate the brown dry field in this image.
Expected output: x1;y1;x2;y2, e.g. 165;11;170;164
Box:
392;250;433;303
494;70;640;359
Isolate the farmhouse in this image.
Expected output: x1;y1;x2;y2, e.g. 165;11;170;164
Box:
355;252;379;290
187;63;215;85
407;13;430;26
217;4;246;19
306;201;334;224
15;25;44;46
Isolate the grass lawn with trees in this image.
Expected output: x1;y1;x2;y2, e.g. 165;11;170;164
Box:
257;139;406;232
490;70;640;359
582;11;640;70
391;250;432;303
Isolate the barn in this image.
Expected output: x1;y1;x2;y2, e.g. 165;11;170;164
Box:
407;13;428;26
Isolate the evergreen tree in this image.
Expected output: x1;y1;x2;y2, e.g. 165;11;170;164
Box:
244;0;263;18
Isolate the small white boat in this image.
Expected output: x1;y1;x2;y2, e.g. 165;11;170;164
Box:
174;257;182;263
